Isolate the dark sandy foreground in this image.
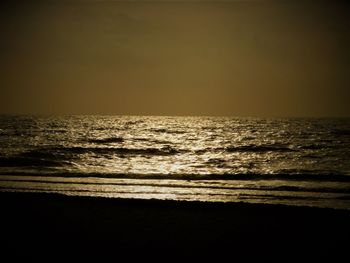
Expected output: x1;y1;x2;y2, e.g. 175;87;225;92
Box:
1;192;349;261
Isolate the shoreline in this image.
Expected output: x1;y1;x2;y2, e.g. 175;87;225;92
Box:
1;191;350;260
1;189;350;212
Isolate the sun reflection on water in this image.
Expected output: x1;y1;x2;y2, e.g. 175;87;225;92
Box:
1;116;350;209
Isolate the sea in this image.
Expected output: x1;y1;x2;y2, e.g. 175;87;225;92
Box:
0;115;349;209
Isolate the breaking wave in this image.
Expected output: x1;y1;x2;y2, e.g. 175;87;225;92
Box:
226;144;295;153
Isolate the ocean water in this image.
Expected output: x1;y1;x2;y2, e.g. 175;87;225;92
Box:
0;115;350;209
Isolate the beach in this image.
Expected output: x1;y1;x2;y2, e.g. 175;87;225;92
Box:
1;192;349;261
1;0;349;260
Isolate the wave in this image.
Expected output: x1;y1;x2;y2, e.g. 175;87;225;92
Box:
149;128;186;134
86;137;124;144
0;156;66;167
226;144;295;153
150;128;167;133
205;158;227;165
297;144;337;150
5;145;180;162
46;145;178;156
132;137;173;145
2;171;350;182
124;120;144;126
0;144;182;169
194;147;227;154
1;178;349;194
298;144;324;150
58;146;179;156
330;128;350;136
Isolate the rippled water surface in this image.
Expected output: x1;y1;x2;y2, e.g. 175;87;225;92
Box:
1;115;350;209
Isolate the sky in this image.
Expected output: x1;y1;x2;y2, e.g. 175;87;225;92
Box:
0;0;349;117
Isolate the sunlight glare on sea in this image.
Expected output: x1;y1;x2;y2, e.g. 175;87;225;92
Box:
0;116;349;209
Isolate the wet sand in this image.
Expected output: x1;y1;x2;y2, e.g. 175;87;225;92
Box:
1;191;349;261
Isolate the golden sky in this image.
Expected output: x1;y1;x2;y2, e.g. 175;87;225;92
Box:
1;0;349;117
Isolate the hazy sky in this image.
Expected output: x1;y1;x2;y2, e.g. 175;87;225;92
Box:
1;0;349;117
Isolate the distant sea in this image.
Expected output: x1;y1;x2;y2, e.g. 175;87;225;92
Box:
0;115;349;209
